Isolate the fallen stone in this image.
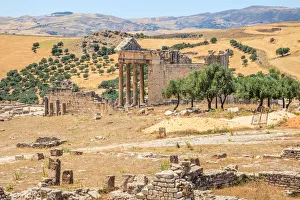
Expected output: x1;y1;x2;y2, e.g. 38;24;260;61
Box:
15;155;25;161
262;154;281;159
227;107;239;113
95;136;106;140
88;190;101;199
50;148;63;157
164;110;173;116
137;109;146;115
70;150;83;155
212;153;227;159
94;113;102;120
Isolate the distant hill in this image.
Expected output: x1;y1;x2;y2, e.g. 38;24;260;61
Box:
1;6;300;36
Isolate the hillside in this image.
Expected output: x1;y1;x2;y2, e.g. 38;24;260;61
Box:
0;21;300;100
1;6;300;36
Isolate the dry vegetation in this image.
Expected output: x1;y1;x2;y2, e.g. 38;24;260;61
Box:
0;34;77;77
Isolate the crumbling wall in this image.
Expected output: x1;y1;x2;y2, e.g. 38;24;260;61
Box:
259;171;300;190
45;88;110;116
281;148;300;160
204;50;230;68
111;161;240;200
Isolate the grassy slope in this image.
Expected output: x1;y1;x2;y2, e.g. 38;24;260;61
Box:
0;22;299;91
0;34;77;77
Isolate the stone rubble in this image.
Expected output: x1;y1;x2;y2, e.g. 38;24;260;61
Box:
0;186;10;200
110;161;242;200
17;137;66;148
9;187;101;200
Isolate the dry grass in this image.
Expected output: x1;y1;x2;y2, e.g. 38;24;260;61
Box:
0;154;162;192
0;113;158;157
0;34;76;77
214;181;296;200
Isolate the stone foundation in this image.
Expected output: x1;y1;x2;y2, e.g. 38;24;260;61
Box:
281;148;300;160
9;187;101;200
259;171;300;190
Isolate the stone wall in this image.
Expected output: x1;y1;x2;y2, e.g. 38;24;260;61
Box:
0;186;10;200
148;63;206;104
111;161;240;200
204;50;230;68
0;103;44;121
259;171;300;190
45;88;110;116
281;148;300;160
9;187;101;200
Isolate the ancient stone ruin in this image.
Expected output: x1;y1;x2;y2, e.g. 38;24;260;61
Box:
263;147;300;160
117;39;230;106
0;103;44;121
44;88;110;117
16;137;66;148
115;37;142;51
281;147;300;160
259;171;300;190
110;161;241;200
9;187;101;200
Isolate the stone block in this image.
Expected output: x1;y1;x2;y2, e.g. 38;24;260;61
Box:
48;158;61;186
50;148;63;157
104;175;115;191
15;155;25;160
36;153;45;160
62;170;73;184
70;150;83;156
170;155;178;164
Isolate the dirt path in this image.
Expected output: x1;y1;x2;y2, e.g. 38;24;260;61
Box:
77;129;299;152
0;129;298;164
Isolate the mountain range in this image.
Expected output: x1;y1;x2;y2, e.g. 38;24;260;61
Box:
1;6;300;36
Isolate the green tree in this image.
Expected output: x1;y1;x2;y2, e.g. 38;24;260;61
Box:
83;73;89;79
163;79;183;111
213;67;235;110
181;71;202;107
243;59;248;66
280;76;299;109
250;54;257;61
162;46;169;50
276;48;290;57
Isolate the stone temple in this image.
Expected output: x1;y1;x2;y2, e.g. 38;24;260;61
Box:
116;38;230;106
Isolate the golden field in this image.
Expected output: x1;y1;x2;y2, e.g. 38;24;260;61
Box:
0;21;300;90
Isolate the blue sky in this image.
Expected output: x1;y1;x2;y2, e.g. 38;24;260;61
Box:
1;0;300;18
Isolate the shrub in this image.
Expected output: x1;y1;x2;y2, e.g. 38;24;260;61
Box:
210;37;217;44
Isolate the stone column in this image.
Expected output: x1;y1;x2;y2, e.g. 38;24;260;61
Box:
132;63;138;106
140;64;145;104
55;100;60;116
48;158;61;185
104;175;115;191
44;97;49;116
126;63;131;106
61;103;67;115
62;170;74;184
118;63;124;106
49;103;54;116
